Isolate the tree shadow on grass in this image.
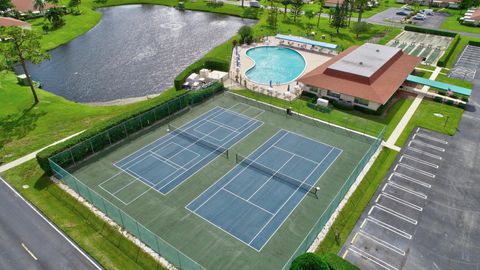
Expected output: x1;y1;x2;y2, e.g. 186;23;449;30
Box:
0;105;47;161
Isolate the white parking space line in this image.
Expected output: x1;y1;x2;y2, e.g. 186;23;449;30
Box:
366;217;413;239
396;163;436;178
385;182;427;199
377;193;423;211
407;146;443;160
348;246;400;270
371;205;418;225
400;154;439;169
392;172;432;188
21;243;38;261
414;133;448;145
356;231;406;256
409;140;445;152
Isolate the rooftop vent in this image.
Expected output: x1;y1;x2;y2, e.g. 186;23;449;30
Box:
359;61;363;65
376;49;380;52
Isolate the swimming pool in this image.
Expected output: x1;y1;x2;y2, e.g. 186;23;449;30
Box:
245;46;306;85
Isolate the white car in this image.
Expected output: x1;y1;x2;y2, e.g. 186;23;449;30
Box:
413;13;426;20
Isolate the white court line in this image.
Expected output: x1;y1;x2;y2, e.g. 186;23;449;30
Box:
192;122;234;142
188;131;290;213
414;133;448;144
356;231;406;256
407;146;442;160
348;246;399;270
114;106;227;168
155;118;263;195
249;146;340;249
245;154;296;201
149;150;187;170
396;163;436;178
377;193;423;211
98;171;125;187
243;106;265;119
409;140;445;152
392;172;431;188
369;205;417;225
385;182;427;199
206;118;240;133
272;145;322;166
401;154;439;168
221;188;275;215
366;217;412;239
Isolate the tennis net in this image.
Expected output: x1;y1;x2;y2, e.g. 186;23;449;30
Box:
169;124;228;157
236;154;316;194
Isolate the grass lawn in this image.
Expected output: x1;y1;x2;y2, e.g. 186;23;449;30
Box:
445;36;480;68
417;64;437;71
436;73;473;89
0;71;184;164
316;148;399;254
0;161;165;270
233;89;413;140
395;99;463;147
440;9;480;34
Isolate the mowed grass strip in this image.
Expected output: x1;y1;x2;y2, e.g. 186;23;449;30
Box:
1;160;165;270
316;148;398;254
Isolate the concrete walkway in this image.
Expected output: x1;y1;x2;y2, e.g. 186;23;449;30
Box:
0;131;85;173
384;67;442;150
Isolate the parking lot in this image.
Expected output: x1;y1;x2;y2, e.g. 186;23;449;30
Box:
341;128;450;270
448;45;480;81
366;8;448;29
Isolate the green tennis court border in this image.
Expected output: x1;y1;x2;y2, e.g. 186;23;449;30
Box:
49;90;384;270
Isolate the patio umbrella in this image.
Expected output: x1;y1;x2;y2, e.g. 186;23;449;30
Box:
269;80;272;87
287;84;290;92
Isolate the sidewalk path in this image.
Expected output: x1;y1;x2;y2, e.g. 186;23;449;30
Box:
0;130;85;173
384;67;442;149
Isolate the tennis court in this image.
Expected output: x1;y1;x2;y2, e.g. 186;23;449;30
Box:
187;130;342;251
100;106;263;203
52;91;383;270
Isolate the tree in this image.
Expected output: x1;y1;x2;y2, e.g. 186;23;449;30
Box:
268;0;279;29
305;10;315;31
68;0;81;13
33;0;46;14
238;25;253;44
355;0;368;22
330;2;348;34
45;7;65;28
460;0;480;8
291;253;330;270
0;0;12;12
316;0;325;28
0;27;50;104
280;0;290;14
351;21;370;38
290;0;304;22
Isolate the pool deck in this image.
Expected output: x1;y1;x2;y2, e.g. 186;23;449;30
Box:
228;38;334;100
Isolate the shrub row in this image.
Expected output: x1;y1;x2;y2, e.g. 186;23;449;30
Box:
404;25;457;37
174;57;229;90
307;102;332;113
468;40;480;47
437;34;460;67
37;83;224;175
291;252;359;270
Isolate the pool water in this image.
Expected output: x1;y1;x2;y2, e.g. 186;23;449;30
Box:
245;46;306;85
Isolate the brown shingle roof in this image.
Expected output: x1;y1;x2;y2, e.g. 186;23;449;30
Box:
0;17;31;28
12;0;53;12
471;9;480;20
299;45;422;104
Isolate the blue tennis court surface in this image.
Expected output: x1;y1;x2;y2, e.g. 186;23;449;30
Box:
112;106;263;195
186;130;342;251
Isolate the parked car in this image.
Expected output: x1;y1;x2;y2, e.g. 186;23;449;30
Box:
413;13;426;20
396;9;412;15
421;9;434;15
249;1;261;7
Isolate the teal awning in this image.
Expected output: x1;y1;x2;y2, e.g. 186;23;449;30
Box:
275;34;338;50
406;75;472;96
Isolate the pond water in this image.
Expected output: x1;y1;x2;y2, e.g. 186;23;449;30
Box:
23;5;255;103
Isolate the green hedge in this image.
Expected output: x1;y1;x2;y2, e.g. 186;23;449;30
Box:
37;83;224;175
404;25;457;37
290;253;359;270
468;40;480;46
437;34;460;67
174;57;230;90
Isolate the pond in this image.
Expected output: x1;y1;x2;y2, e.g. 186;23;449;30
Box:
23;5;255;103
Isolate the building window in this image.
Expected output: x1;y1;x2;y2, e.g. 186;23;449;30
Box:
327;90;341;99
354;97;369;106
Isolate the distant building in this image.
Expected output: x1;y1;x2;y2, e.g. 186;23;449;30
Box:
0;17;31;29
324;0;344;8
461;8;480;26
299;43;422;111
11;0;53;12
395;0;460;8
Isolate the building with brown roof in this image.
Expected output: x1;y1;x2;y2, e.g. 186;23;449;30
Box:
11;0;53;12
0;17;31;29
324;0;345;7
299;43;422;111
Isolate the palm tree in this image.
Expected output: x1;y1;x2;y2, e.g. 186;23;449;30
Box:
316;0;325;27
33;0;46;14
